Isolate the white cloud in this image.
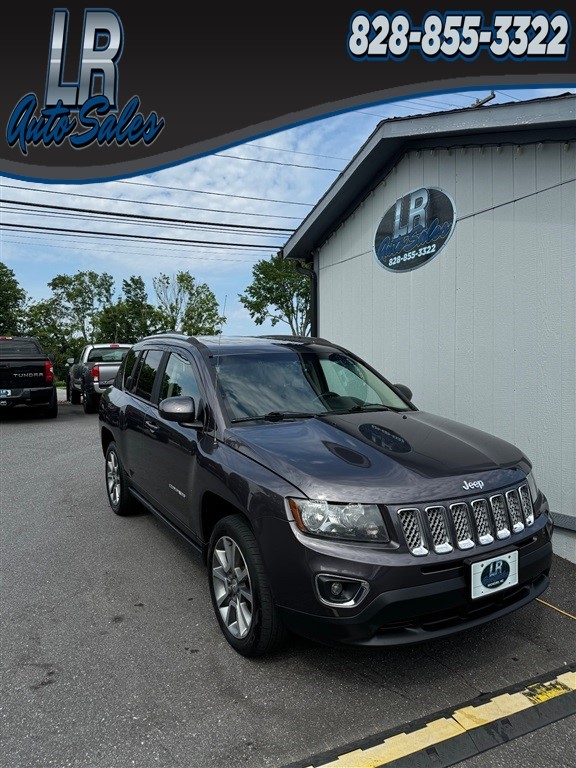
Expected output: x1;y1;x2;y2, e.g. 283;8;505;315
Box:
2;85;574;330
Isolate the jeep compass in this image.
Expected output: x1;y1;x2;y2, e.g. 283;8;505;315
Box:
99;334;553;656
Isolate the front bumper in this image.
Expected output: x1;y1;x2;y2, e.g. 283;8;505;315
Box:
260;507;553;647
279;543;551;646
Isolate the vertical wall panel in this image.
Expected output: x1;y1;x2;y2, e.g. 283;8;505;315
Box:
559;144;576;531
317;141;576;545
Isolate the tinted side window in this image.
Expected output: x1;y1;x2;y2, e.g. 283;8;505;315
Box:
159;353;202;403
116;348;139;390
133;350;164;401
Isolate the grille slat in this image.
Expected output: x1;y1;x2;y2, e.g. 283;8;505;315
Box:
398;482;534;556
397;508;428;556
471;498;494;545
425;506;453;553
518;484;535;526
506;489;525;533
450;503;475;549
489;494;511;540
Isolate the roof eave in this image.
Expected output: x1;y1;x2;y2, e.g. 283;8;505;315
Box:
281;95;576;262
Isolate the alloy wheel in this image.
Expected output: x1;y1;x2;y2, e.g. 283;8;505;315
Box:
211;536;254;639
106;450;121;507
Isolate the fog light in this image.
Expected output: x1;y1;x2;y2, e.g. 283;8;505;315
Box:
315;574;369;607
330;581;343;597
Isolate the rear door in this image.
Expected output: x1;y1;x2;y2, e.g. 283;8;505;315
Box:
122;348;166;498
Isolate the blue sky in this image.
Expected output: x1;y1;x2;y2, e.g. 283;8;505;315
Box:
1;85;573;337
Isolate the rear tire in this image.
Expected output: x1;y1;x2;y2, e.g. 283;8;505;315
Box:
208;515;287;657
44;388;58;418
105;442;136;516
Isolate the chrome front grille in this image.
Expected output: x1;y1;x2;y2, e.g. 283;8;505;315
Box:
398;483;535;556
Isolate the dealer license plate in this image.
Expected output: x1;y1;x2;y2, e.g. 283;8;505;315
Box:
0;389;11;397
471;550;518;600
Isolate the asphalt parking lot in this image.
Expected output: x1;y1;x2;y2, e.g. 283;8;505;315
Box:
1;399;575;768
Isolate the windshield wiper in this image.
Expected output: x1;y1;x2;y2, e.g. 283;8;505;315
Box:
347;403;391;412
231;411;319;424
334;403;408;414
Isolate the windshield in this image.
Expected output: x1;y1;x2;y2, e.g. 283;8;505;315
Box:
212;348;409;422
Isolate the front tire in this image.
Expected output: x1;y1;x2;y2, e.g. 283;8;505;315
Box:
208;515;287;657
70;386;81;405
83;390;99;413
105;442;136;516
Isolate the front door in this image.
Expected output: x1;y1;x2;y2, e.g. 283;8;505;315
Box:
143;351;205;532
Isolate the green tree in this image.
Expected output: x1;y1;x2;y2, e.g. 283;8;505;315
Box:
153;271;225;335
48;270;115;342
0;263;26;333
23;298;83;380
238;253;311;336
98;276;160;342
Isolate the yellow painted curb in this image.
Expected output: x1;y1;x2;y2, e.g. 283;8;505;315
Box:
307;719;466;768
308;670;576;768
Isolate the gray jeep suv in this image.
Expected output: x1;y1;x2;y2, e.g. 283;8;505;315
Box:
99;334;553;656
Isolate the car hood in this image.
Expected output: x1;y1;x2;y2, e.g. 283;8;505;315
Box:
223;410;529;503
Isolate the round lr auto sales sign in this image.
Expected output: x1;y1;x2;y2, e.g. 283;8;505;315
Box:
374;187;456;273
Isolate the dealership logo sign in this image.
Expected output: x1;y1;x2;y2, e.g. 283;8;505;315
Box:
374;187;456;272
480;559;510;590
7;9;165;155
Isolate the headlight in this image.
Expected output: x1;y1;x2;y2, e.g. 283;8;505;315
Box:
288;499;389;542
526;470;539;503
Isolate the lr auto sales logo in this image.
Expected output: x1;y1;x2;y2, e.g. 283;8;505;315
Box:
481;558;510;590
374;187;456;272
7;9;165;155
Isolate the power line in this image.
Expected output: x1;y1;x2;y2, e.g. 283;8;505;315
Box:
355;94;492;120
406;96;472;109
495;90;521;101
249;143;351;162
117;179;314;206
2;237;263;263
1;222;282;249
213;153;343;172
0;198;293;234
0;183;305;222
2;226;279;251
1;207;287;240
456;176;575;222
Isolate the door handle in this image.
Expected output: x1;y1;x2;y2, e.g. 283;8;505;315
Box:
144;419;159;433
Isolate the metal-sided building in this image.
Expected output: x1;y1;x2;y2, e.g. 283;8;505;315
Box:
281;94;576;562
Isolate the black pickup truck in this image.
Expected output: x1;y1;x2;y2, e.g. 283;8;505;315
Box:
0;336;58;418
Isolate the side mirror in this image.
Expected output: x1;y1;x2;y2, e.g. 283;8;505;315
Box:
394;383;413;402
67;357;75;365
159;396;202;427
